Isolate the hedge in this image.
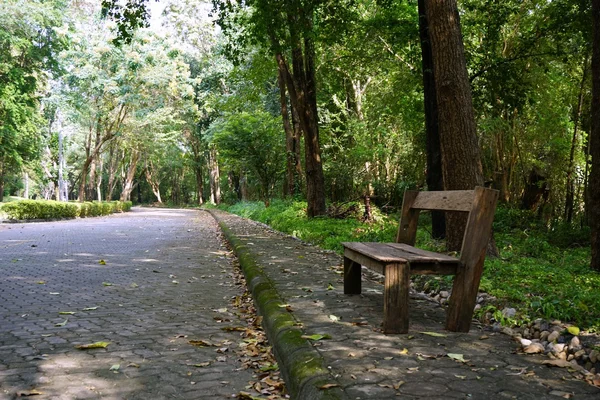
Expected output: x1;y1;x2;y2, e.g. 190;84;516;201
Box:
0;200;133;220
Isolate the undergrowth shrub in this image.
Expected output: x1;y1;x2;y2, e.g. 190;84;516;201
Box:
1;200;132;220
1;200;78;220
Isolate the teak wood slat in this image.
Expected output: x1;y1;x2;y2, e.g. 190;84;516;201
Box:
342;186;499;334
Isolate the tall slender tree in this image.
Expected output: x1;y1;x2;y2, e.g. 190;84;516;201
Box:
590;0;600;271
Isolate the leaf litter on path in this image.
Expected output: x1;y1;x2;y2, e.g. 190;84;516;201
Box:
225;255;287;399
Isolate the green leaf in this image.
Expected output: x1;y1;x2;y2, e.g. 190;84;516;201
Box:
259;363;278;372
567;326;580;336
58;311;76;315
419;331;447;337
301;334;332;341
327;283;334;290
76;341;110;349
82;307;98;311
55;318;68;327
109;364;120;372
102;282;113;286
98;260;106;265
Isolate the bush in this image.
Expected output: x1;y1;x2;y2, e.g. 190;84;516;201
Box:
1;200;79;220
0;200;133;220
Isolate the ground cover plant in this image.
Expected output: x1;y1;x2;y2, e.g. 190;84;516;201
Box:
221;200;600;332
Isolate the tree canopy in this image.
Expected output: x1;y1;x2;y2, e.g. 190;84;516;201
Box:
1;0;599;269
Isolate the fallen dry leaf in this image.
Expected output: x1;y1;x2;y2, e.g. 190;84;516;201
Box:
447;353;468;363
54;318;68;327
75;341;110;349
419;331;447;337
393;381;405;390
188;340;213;347
319;383;339;390
17;390;43;397
237;392;262;400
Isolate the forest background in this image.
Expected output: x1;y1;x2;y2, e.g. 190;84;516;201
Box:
1;0;600;330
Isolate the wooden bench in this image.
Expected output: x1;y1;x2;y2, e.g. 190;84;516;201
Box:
342;186;499;333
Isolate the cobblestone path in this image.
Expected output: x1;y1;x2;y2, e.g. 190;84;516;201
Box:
0;208;257;399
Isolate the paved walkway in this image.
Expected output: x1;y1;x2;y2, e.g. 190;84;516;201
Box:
2;208;599;400
0;208;262;399
211;210;600;400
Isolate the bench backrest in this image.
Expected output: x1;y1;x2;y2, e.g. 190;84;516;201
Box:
396;187;499;264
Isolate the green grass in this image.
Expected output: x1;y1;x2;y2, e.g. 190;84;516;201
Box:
221;199;600;332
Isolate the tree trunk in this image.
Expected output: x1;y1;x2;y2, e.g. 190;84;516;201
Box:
145;160;162;204
120;150;139;202
565;56;589;223
195;165;204;205
590;0;600;271
23;172;29;199
277;64;298;197
521;167;548;211
274;11;326;217
419;0;445;239
209;146;221;204
106;142;120;201
426;0;484;251
0;161;5;202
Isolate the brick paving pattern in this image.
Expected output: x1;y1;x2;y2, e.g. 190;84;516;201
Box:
212;210;600;400
0;208;258;399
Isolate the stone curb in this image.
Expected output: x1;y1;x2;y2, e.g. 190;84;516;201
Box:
208;209;348;400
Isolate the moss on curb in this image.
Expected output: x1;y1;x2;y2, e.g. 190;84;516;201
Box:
209;209;347;400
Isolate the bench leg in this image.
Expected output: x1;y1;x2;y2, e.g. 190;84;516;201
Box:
445;261;484;332
344;256;361;294
383;262;409;334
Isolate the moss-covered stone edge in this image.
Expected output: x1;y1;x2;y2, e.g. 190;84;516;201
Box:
208;209;347;400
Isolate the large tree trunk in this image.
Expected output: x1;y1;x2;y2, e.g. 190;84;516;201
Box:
275;10;326;217
590;0;600;271
426;0;484;251
418;0;445;239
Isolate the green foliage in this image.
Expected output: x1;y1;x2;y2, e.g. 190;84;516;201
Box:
211;111;286;203
0;200;132;220
1;200;78;220
224;201;600;331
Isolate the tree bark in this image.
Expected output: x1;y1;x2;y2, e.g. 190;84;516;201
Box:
590;0;600;271
0;159;4;202
277;64;299;197
565;56;589;223
209;146;221;204
418;0;445;239
145;160;162;204
274;9;326;217
426;0;484;251
120;150;139;202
